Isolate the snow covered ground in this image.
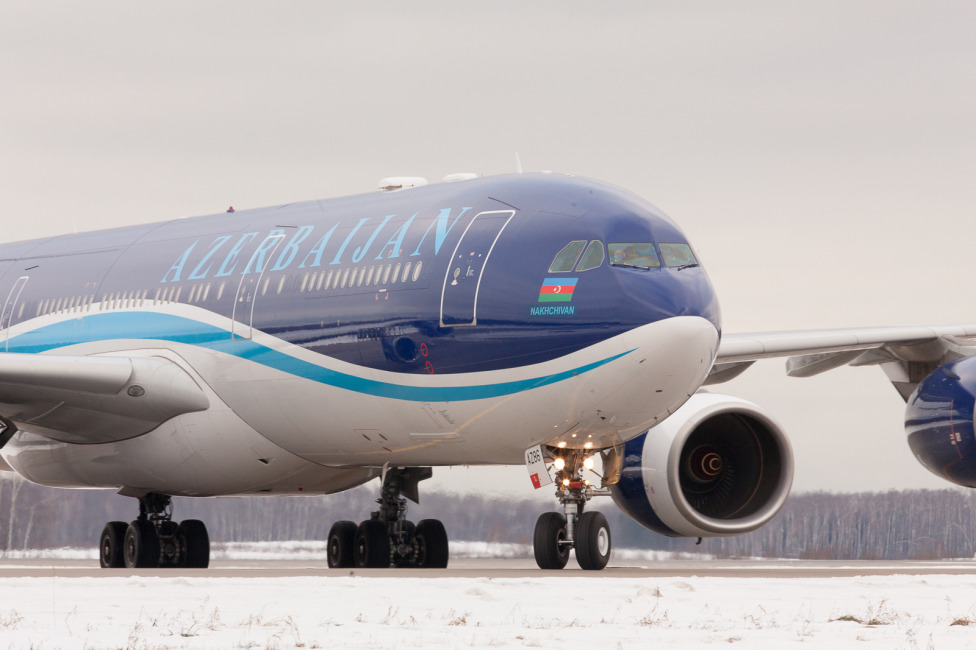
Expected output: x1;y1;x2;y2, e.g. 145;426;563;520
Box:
1;544;975;649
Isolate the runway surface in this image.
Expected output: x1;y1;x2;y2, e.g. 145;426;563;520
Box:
4;556;976;578
5;556;976;647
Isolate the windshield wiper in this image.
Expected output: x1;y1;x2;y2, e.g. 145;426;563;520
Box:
610;262;651;270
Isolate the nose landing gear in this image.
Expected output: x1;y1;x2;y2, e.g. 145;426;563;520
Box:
532;450;613;571
327;466;448;569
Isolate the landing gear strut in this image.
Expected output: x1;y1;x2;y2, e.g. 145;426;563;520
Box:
533;450;613;571
327;467;448;569
99;492;210;569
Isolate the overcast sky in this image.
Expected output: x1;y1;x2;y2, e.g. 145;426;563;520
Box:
2;2;976;498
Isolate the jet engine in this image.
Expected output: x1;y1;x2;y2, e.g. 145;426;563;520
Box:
906;356;976;487
609;392;794;537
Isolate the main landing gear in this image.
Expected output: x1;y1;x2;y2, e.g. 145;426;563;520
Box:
326;467;449;569
99;493;210;569
533;450;614;571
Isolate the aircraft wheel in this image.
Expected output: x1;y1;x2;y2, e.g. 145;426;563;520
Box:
533;512;570;570
124;520;160;569
327;520;357;568
178;519;210;568
414;519;448;568
99;521;128;568
354;520;390;568
575;511;611;571
155;520;181;567
394;521;418;567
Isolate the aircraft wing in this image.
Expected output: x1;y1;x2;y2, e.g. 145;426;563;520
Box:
708;324;976;400
0;353;209;446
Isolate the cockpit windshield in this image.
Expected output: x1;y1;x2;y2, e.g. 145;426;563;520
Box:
608;243;660;269
659;242;699;268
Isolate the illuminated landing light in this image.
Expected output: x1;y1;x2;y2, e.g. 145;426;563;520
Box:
557;441;567;449
583;456;594;470
553;458;566;470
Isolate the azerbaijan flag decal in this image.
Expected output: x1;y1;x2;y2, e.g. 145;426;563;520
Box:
538;278;578;302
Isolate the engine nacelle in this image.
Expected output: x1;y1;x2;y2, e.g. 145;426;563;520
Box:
609;392;794;537
906;356;976;487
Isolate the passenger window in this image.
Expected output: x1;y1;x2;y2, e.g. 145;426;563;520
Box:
576;241;605;272
548;241;587;273
659;242;699;268
412;260;423;281
608;243;660;269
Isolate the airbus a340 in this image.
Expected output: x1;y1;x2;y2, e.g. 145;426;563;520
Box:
0;173;972;570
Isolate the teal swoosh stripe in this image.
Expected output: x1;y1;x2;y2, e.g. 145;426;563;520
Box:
5;312;634;402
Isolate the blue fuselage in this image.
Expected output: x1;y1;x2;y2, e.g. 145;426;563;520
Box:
0;174;720;374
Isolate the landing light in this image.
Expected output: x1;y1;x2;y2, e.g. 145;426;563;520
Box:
553;458;566;470
562;478;570;487
583;457;594;470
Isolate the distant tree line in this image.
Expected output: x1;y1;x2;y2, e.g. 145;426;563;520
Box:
1;474;974;560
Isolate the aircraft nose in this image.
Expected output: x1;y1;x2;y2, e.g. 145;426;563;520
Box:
557;314;720;450
614;263;722;335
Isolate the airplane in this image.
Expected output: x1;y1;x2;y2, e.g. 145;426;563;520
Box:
0;171;973;571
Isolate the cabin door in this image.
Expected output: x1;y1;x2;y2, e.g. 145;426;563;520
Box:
1;276;29;351
439;210;515;327
232;233;285;340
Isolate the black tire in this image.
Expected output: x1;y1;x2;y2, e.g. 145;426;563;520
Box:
327;520;357;568
414;519;448;568
354;520;390;568
533;512;570;570
575;511;612;571
124;520;160;569
99;521;127;568
178;519;210;569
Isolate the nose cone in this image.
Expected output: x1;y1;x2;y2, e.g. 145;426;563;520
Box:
596;194;722;335
608;262;722;336
549;314;720;451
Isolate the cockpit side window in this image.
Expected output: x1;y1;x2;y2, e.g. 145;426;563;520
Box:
575;240;605;272
659;242;699;268
548;240;587;273
608;242;660;269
